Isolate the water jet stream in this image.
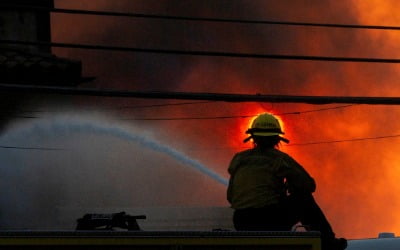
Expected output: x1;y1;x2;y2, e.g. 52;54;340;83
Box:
1;117;229;186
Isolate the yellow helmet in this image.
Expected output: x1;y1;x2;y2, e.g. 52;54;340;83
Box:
244;113;289;143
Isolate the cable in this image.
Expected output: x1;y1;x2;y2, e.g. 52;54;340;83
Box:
122;105;355;121
12;101;215;113
287;134;400;146
279;104;356;115
0;104;355;121
186;133;400;151
1;133;399;151
113;101;215;109
201;132;400;150
121;115;251;121
5;115;39;119
4;103;354;121
2;4;400;31
0;134;398;151
2;39;400;63
0;145;64;150
1;83;400;105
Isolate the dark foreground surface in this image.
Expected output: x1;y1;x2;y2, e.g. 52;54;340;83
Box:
0;230;321;249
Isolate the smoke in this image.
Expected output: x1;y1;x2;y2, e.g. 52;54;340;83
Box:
0;114;227;229
0;0;395;238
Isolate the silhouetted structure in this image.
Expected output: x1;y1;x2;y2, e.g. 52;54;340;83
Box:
0;0;93;132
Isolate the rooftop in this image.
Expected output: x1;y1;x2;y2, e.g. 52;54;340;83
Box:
0;47;94;86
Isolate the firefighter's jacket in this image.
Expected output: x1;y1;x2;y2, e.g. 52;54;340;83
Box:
227;147;316;209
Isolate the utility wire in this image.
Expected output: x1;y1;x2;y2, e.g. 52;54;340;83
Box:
279;104;356;115
1;83;400;105
0;133;399;151
209;132;400;150
11;101;215;113
12;116;38;119
2;4;400;31
173;133;400;151
0;145;64;150
114;101;215;109
2;39;400;63
122;115;250;121
288;134;400;146
5;104;354;121
122;104;355;121
0;133;398;151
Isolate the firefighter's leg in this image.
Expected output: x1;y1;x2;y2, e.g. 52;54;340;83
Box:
233;205;293;231
285;194;347;249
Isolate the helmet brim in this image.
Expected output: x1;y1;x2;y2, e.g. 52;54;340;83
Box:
243;134;289;143
252;131;282;136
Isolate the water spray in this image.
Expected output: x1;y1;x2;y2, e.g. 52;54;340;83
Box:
1;116;229;186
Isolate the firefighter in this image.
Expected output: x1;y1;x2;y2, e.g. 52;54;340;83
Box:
227;113;347;250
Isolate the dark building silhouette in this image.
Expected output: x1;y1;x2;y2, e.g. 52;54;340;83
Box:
0;0;93;132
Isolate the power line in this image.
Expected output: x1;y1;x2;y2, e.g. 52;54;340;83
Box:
1;133;399;151
3;103;354;121
11;101;215;113
1;83;400;105
2;40;400;63
181;133;400;151
0;133;398;152
114;101;215;109
122;105;355;121
288;134;400;146
279;104;356;115
122;115;250;121
0;145;64;150
2;4;400;31
224;133;400;149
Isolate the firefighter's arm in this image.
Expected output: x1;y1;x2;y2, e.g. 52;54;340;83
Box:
280;157;316;194
226;154;240;204
227;178;233;203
